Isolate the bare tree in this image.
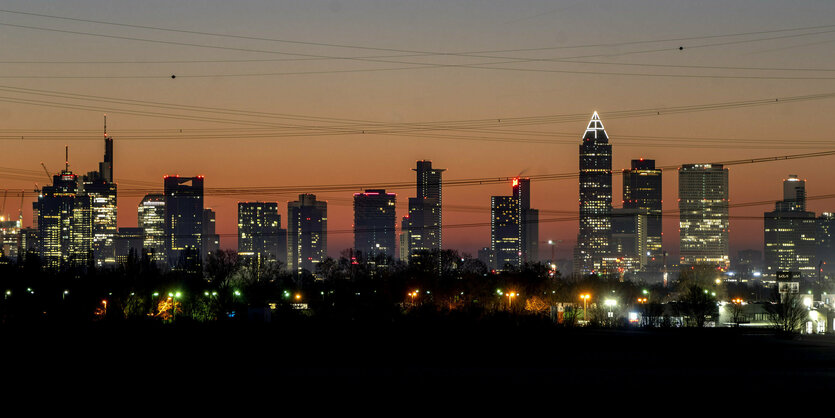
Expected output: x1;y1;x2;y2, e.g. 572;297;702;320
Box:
764;292;808;336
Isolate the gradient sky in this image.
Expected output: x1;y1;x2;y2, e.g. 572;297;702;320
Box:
2;1;835;262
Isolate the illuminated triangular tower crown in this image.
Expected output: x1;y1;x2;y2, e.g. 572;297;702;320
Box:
584;111;608;141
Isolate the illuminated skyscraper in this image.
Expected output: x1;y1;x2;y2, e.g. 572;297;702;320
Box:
818;212;835;277
81;120;118;267
37;167;92;269
353;189;397;262
0;214;21;262
623;159;662;259
238;202;286;274
164;176;204;273
575;112;612;275
679;164;729;269
491;178;538;270
406;161;444;259
287;194;327;275
138;194;166;264
491;195;518;270
764;175;816;278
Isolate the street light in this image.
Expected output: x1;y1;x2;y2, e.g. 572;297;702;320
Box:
580;293;591;322
507;291;517;310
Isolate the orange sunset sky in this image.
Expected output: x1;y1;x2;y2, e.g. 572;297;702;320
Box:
2;1;835;262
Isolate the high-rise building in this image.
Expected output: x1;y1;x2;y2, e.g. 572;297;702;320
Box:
406;161;444;260
202;208;220;263
238;202;286;274
764;175;816;278
37;168;92;269
138;194;166;264
287;194;327;275
0;214;21;261
353;190;397;262
82;174;117;267
164;176;204;272
818;213;835;277
609;208;648;271
623;159;662;259
399;215;410;261
491;195;518;270
114;227;143;264
575;112;613;275
491;178;538;270
80;123;118;267
679;164;729;269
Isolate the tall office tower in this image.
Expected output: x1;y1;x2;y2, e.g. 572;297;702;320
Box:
490;178;538;270
114;227;143;264
202;208;220;262
574;112;613;275
764;175;816;278
81;121;118;267
623;159;662;259
37;168;92;269
610;208;648;270
491;195;519;270
406;160;445;259
678;164;729;269
238;202;285;274
0;214;21;261
782;175;806;211
399;215;410;261
512;178;539;264
164;176;204;272
20;227;39;259
287;194;327;275
138;194;166;264
818;213;835;276
82;175;117;267
353;190;397;262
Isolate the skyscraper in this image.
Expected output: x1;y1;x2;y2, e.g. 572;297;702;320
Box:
679;164;729;269
491;178;538;270
491;195;518;270
138;194;166;264
609;208;648;272
114;227;143;264
238;202;286;274
575;112;612;275
37;167;92;269
818;212;835;277
202;208;220;262
82;120;118;267
764;175;816;278
406;160;444;260
287;194;327;275
164;176;204;272
353;190;397;262
623;159;662;259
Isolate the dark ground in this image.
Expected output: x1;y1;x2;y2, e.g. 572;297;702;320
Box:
2;321;834;392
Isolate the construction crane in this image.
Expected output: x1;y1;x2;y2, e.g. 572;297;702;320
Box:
40;162;52;180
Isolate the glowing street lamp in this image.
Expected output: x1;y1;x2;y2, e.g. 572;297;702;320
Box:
580;293;591;321
507;291;517;310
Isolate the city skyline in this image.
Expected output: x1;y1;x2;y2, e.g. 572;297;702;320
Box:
2;1;835;263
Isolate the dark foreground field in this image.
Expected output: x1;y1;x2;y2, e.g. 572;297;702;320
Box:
2;320;834;391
